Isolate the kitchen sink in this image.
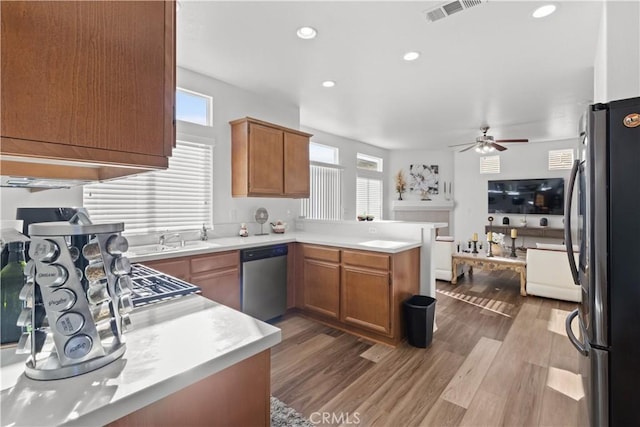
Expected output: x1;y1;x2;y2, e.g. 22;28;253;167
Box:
127;241;221;256
359;240;409;249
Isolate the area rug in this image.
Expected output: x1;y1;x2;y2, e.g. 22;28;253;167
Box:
270;396;314;427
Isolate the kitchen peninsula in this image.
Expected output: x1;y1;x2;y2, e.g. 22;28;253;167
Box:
0;224;436;426
0;296;280;426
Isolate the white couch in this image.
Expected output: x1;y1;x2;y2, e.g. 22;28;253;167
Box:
526;244;580;302
434;236;467;282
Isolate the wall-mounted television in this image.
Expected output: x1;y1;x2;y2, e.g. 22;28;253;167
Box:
488;178;565;215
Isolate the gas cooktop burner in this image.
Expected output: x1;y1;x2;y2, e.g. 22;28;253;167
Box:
130;264;201;307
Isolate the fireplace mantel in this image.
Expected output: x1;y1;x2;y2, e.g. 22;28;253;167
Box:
391;200;455;212
391;200;455;235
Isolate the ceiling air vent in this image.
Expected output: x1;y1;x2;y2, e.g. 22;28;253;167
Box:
424;0;486;23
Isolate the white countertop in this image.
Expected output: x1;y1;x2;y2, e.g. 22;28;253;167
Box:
127;231;423;263
0;295;281;427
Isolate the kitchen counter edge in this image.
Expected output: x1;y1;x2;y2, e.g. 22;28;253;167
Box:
0;295;281;427
128;232;423;263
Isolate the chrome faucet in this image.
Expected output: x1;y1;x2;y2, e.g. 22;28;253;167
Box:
159;232;183;247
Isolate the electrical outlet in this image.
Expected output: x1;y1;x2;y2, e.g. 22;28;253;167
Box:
296;222;304;231
368;227;377;234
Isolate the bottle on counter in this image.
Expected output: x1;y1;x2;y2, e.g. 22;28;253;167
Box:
1;241;26;344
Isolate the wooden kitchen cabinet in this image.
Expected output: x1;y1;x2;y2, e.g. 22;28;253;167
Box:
142;250;240;309
144;258;190;282
295;244;420;346
301;245;341;319
0;0;175;181
190;251;241;310
230;117;311;198
341;252;391;335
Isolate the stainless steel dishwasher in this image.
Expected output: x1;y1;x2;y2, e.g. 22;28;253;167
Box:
240;244;288;321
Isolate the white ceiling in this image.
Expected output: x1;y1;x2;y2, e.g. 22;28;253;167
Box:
177;1;603;150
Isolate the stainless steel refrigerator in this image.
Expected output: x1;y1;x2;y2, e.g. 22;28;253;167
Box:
564;96;640;427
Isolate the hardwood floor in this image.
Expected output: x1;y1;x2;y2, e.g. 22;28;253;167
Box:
271;270;581;426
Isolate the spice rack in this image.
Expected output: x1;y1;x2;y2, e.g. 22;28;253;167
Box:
19;213;133;380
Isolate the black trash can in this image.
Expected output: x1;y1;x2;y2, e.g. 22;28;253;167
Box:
403;295;436;348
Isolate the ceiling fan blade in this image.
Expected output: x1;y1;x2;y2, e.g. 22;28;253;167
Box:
459;144;477;152
448;142;476;148
495;138;529;143
491;143;507;151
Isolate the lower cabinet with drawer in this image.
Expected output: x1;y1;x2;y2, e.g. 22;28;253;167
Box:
143;250;240;310
296;244;420;346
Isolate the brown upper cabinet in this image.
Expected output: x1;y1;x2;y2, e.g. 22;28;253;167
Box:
230;117;311;198
0;1;176;181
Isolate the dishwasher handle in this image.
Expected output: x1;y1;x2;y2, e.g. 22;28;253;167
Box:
241;244;288;262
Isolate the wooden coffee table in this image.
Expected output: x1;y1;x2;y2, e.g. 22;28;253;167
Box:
451;252;528;296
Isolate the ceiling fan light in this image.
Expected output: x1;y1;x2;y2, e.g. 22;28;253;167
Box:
475;145;482;153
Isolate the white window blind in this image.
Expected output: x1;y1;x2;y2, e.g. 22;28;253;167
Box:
300;164;343;220
480;155;501;174
356;177;382;220
548;149;574;170
83;141;212;234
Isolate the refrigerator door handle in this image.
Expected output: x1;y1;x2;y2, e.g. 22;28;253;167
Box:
564;159;581;286
566;308;589;356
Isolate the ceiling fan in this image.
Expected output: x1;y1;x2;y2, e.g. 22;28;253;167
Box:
450;126;529;153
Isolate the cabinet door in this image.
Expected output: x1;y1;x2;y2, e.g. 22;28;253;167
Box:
191;268;240;310
248;123;284;195
341;266;391;335
283;132;310;197
144;258;190;281
303;259;340;319
1;1;174;158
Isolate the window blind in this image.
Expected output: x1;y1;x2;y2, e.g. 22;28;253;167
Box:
83;141;213;234
356;177;382;219
300;164;343;220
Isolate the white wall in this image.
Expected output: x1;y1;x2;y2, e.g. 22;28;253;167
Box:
593;1;640;102
0;187;83;221
387;150;454;216
453;139;576;247
300;127;389;221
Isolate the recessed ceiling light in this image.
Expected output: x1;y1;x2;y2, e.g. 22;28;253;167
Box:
532;4;557;18
296;26;317;40
322;80;336;88
403;51;420;61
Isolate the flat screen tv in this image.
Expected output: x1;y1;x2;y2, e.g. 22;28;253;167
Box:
488;178;565;215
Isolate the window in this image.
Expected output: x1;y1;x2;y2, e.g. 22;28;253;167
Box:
356;153;383;219
83;141;212;234
357;177;382;219
300;142;343;220
357;153;383;172
176;88;212;126
309;142;339;165
480;155;500;174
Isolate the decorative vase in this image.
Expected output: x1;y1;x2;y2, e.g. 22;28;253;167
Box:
492;243;503;257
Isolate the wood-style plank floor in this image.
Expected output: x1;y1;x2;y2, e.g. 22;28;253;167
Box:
271;270;581;426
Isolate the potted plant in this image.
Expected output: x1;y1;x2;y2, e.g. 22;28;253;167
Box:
395;170;407;200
